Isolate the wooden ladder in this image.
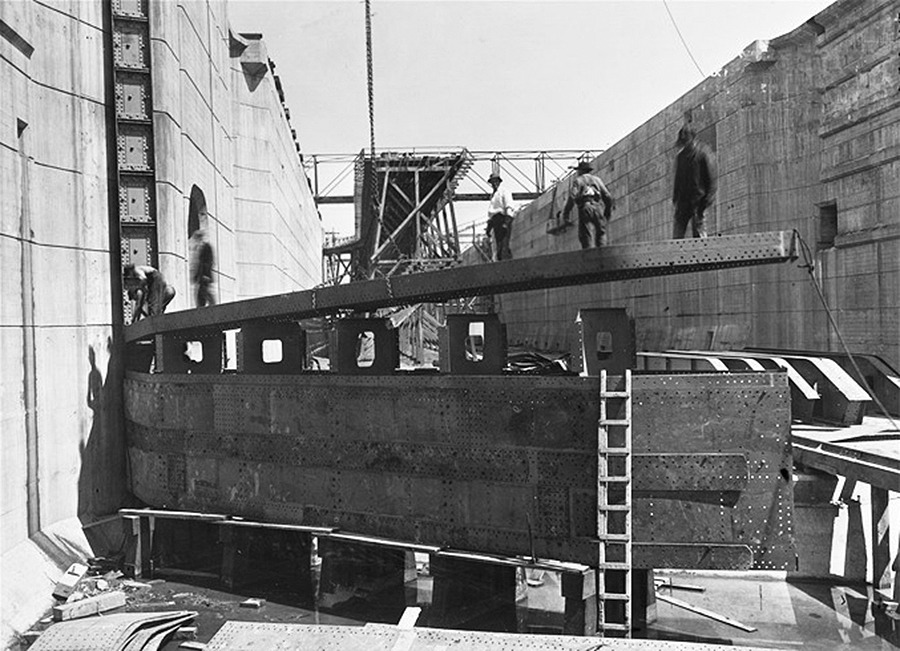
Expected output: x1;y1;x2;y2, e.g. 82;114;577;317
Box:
597;369;632;636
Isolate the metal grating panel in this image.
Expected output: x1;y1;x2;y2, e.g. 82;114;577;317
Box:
205;622;778;650
29;611;196;651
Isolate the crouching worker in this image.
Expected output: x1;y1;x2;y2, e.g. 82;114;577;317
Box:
124;263;175;322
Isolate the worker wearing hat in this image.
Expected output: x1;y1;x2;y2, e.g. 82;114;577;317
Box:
562;160;614;249
485;171;516;260
672;124;715;239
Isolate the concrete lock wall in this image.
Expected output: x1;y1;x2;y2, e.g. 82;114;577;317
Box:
1;0;322;642
0;1;119;640
151;3;322;307
503;0;898;369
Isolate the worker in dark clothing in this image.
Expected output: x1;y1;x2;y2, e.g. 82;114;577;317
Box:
562;160;614;249
189;227;215;307
672;125;715;239
485;172;516;260
124;263;175;322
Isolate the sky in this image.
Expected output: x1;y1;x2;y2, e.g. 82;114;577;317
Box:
227;0;836;235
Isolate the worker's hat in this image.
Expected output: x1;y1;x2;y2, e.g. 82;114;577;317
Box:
574;160;593;173
488;172;502;183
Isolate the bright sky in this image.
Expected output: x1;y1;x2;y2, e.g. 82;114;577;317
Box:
227;0;835;235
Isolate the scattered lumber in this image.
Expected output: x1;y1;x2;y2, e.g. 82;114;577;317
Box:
656;593;757;632
52;590;127;621
52;562;88;600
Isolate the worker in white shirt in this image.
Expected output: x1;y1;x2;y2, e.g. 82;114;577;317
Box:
485;172;516;260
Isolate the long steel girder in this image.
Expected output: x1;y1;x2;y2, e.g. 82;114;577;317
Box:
125;230;797;342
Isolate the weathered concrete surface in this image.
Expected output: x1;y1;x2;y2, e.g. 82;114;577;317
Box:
150;3;322;308
0;3;123;643
503;0;898;369
1;1;323;644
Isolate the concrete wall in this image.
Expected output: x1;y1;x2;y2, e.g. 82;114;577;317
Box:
502;0;898;368
1;0;322;642
0;1;120;640
150;3;322;308
231;35;322;299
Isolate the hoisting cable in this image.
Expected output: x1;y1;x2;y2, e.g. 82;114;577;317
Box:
793;230;900;432
365;0;375;157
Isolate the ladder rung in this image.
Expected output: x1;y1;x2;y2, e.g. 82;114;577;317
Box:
598;622;630;632
597;562;631;570
600;391;629;398
597;534;631;542
597;476;631;483
597;505;631;512
599;419;631;427
599;592;631;601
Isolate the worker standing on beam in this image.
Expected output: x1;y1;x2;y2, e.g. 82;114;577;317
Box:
562;160;614;249
672;124;715;239
486;171;516;260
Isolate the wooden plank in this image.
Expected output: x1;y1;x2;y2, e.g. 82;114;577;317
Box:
792;439;900;491
119;508;228;521
52;591;127;621
656;593;757;632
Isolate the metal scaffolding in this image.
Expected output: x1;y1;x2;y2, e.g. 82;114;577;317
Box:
322;150;474;285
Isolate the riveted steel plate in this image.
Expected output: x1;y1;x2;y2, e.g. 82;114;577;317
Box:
205;622;776;650
115;72;150;120
119;176;154;223
121;227;154;265
29;611;196;651
113;25;148;69
125;231;797;342
113;0;147;18
632;373;794;569
117;124;153;171
126;371;794;569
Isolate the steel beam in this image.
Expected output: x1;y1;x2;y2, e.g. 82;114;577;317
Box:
792;437;900;491
125;231;797;342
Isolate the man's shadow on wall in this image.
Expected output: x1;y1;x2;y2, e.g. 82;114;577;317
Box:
77;338;134;556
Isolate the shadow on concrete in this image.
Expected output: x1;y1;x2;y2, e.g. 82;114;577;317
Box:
786;579;899;648
77;338;131;555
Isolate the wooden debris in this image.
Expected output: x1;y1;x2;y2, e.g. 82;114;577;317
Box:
52;563;88;601
22;631;41;644
397;606;421;629
174;625;198;640
52;590;127;621
121;579;152;589
239;597;266;609
654;579;706;592
656;593;757;632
